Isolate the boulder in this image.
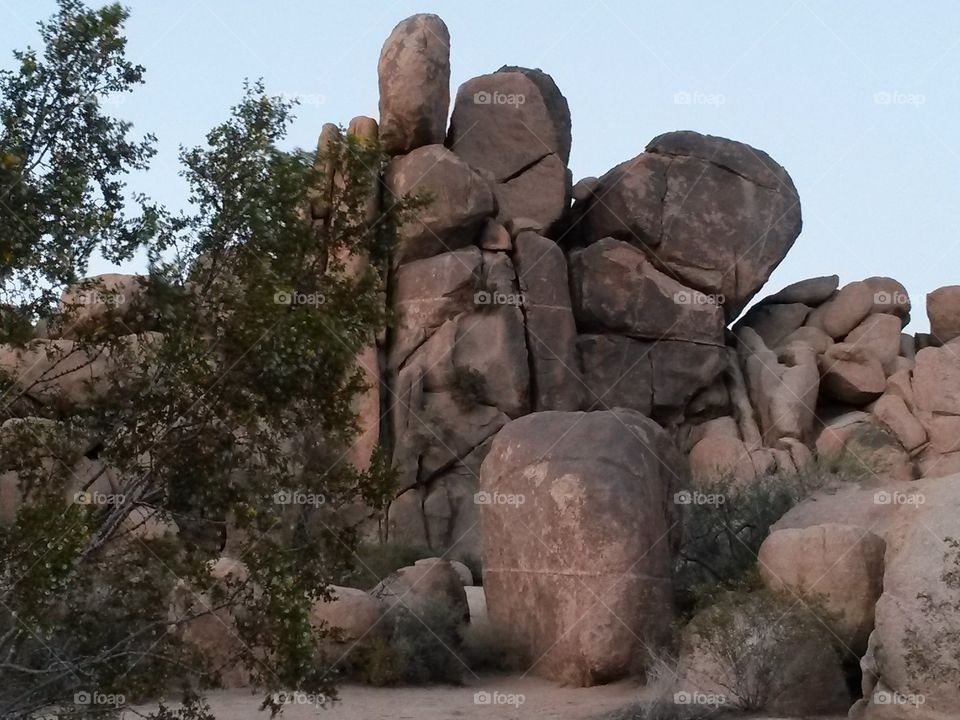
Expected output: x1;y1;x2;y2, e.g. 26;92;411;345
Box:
759;524;885;653
390;247;482;368
384;146;495;265
447;67;571;229
377;14;450;155
927;285;960;344
819;281;875;339
310;585;384;645
578;131;802;319
478;219;511;251
778;324;833;353
734;302;810;350
853;476;960;720
449;560;474;586
688;435;756;485
864;276;911;322
513;232;581;411
845;313;902;374
911;345;960;416
54;274;150;339
819;342;887;405
371;557;469;622
761;274;839;306
479;409;683;685
872;394;927;452
815;420;914;483
569;238;724;345
577;334;652;415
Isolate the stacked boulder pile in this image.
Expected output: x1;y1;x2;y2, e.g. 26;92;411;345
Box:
3;12;960;719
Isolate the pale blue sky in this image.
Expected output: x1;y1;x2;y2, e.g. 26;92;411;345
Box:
4;0;960;330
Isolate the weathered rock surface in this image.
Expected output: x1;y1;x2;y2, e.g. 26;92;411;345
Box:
819;343;887;405
927;284;960;344
759;524;885;653
378;14;450;155
479;409;683;685
761;274;839;306
310;585;384;645
570;238;724;345
385;146;494;265
578;131;802;319
513;232;581;411
371;557;469;622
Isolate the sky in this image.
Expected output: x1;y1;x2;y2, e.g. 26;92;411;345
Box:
3;0;960;331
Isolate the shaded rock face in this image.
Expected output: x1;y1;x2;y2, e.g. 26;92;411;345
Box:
378;14;451;155
576;131;803;319
479;409;684;686
447;66;572;231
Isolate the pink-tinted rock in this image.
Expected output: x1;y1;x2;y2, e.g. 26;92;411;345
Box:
872;394;927;452
927;284;960;344
864;276;911;322
761;274;839;306
819;281;875;339
845;313;903;375
378;14;450;155
688;436;757;485
479;409;682;686
819;342;886;405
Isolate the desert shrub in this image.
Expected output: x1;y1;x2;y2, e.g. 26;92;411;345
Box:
905;536;960;686
460;620;523;672
684;590;831;712
675;465;831;611
343;599;467;686
333;542;436;591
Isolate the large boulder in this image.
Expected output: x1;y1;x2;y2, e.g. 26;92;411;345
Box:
734;301;810;350
761;274;839;306
384;146;495;265
479;409;683;685
846;314;903;375
377;14;450;155
853;476;960;720
53;274;150;339
577;131;802;319
447;67;571;229
759;524;885;653
927;285;960;344
819;342;887;405
569;238;724;345
310;585;384;646
817;281;876;339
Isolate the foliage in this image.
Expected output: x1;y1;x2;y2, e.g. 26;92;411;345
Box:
904;536;960;686
674;466;828;610
331;542;436;591
685;590;830;712
337;599;467;686
0;0;156;338
0;3;422;717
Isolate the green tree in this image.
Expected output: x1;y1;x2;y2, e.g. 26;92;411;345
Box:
0;3;416;718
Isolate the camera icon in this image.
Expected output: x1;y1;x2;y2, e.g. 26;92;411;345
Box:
673;691;692;705
73;491;92;505
673;490;692;505
474;290;491;306
673;290;692;305
874;91;892;105
673;91;692;105
473;91;492;105
474;491;492;505
874;491;892;505
273;490;293;505
274;291;292;305
74;691;92;705
474;691;492;705
875;690;892;705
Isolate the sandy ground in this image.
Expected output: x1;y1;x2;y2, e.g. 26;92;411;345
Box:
127;678;851;719
129;675;646;719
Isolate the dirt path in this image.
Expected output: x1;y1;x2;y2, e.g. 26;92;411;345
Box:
130;675;645;719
